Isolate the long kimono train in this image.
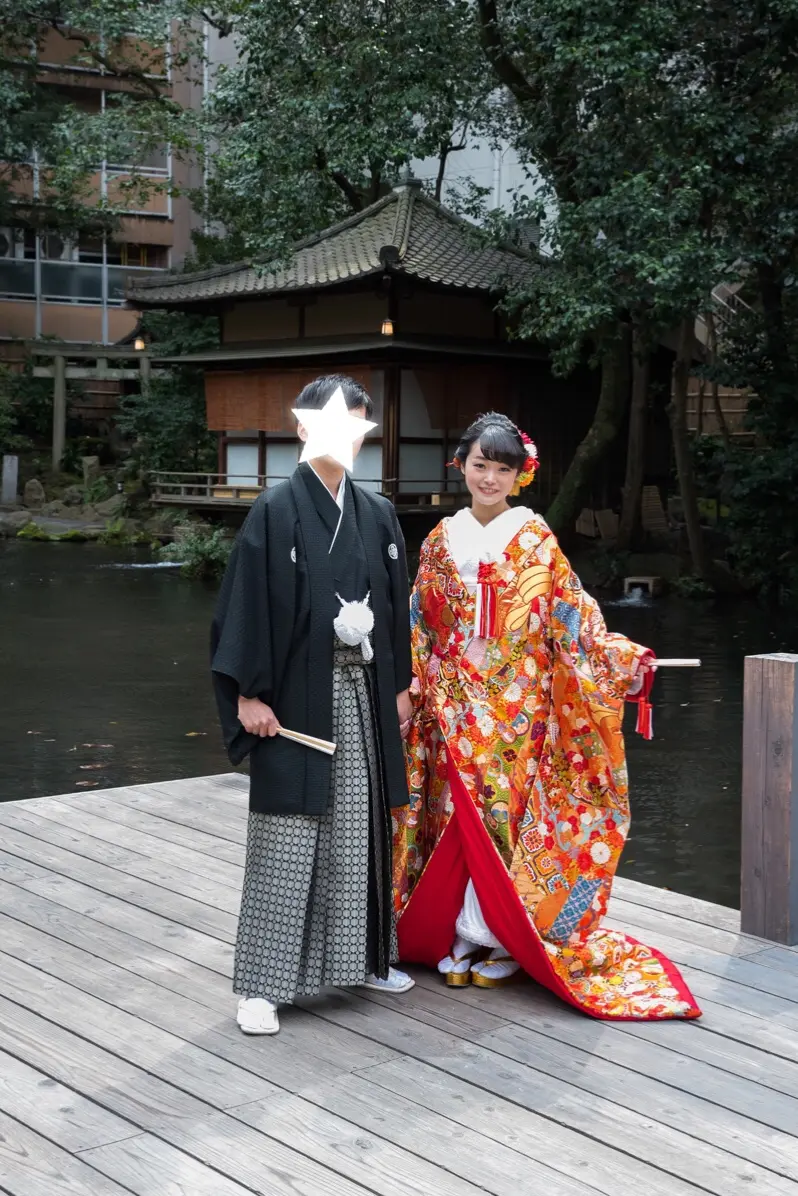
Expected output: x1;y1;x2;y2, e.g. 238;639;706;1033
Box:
394;509;701;1021
212;465;411;1006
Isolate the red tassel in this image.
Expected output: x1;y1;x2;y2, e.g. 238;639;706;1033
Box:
477;562;500;637
630;655;656;740
636;699;653;740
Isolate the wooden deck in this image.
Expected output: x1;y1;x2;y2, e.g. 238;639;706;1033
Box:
1;775;797;1196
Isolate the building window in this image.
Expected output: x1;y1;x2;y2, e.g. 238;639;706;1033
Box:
78;237;104;264
0;230;169;307
0;228;36;297
106;142;168;175
106;242;168;268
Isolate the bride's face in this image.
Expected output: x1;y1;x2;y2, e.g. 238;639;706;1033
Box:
462;442;518;507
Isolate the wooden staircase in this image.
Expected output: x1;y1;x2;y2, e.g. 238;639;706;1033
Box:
688;282;754;436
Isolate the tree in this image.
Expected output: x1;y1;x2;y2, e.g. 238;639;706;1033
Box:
0;359;54;454
197;0;493;260
475;0;798;579
0;1;239;236
117;310;219;472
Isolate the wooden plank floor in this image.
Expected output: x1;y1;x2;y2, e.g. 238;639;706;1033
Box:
1;775;797;1196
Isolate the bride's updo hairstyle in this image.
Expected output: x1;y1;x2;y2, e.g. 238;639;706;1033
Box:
452;412;527;473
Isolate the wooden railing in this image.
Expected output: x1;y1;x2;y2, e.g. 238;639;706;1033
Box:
149;471;468;508
150;472;267;505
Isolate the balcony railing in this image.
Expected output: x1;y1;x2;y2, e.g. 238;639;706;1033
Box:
0;260;35;299
0;259;164;304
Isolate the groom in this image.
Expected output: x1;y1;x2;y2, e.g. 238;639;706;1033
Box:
212;374;415;1035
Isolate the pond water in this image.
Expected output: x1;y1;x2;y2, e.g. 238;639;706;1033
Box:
2;539;796;909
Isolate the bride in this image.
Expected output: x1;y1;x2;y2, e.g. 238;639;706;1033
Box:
394;412;699;1020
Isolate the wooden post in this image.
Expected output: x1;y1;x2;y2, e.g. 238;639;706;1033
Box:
139;353;151;388
383;364;400;502
741;652;798;945
52;353;66;472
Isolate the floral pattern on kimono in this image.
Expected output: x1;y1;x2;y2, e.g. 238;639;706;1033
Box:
393;514;700;1021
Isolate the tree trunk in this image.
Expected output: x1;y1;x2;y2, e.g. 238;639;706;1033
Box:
617;327;649;550
546;325;631;537
669;317;713;581
705;311;731;448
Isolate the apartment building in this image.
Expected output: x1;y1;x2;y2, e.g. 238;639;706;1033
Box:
0;24;209;348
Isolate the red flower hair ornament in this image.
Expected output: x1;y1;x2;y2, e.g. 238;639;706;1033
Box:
511;427;539;496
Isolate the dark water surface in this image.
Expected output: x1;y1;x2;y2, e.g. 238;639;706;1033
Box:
2;540;796;908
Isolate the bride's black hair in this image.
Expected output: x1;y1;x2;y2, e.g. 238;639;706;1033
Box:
453;412;526;471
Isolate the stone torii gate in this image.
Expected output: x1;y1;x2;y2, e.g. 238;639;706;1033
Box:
27;342;159;471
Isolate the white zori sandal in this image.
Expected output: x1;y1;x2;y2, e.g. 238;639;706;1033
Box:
359;967;416;994
236;997;279;1035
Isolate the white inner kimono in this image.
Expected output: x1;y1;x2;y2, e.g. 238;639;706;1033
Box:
444;506;533;950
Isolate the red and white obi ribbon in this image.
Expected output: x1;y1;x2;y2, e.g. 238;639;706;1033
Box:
475;559;502;638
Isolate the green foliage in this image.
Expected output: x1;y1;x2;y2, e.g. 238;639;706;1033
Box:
160;525;233;580
587;546;632;588
0;391;24;456
98;517;128;544
16;522;51;540
691;436;728;497
117;311;220;472
0;361;55;453
477;0;798;579
0;2;240;234
198;0;491;259
672;575;715;601
83;475;115;505
484;0;798;365
55;528;90;541
711;304;798;601
97;516;148;545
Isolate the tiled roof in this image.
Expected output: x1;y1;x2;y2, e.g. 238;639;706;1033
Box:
126;184;538;306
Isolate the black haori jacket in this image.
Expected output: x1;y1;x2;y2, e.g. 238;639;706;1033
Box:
211;465;412;816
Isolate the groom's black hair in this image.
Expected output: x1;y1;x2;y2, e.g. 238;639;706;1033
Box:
294;374;374;419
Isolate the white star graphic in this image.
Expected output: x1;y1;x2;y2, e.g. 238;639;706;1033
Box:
292;386;378;472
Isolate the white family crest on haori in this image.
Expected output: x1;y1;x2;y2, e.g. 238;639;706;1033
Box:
388;543;399;560
292;386;378;472
334;593;374;662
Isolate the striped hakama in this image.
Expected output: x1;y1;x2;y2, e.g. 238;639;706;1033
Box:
232;646;397;1005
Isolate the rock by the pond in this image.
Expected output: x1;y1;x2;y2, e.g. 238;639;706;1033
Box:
0;510;33;536
82;456;101;485
62;485;84;507
42;500;69;518
144;511;177;536
94;493;126;519
23;479;46;509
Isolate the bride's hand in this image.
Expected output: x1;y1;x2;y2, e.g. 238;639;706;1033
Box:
628;656;656;696
397;689;413;739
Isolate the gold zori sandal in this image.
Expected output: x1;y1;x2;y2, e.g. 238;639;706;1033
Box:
471;956;520;989
444;948;481;988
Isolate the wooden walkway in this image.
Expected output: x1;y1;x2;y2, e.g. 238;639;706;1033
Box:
1;775;797;1196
